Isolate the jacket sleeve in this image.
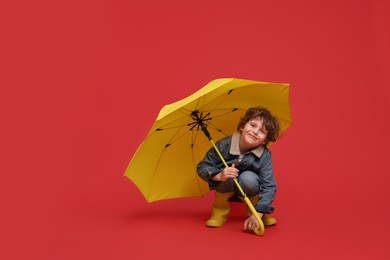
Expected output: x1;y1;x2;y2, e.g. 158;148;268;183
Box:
196;140;226;189
254;150;278;214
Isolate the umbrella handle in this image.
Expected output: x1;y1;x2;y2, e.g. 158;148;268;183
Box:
242;196;265;236
233;178;265;236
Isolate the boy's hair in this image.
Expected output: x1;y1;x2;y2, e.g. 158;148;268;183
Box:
237;106;281;146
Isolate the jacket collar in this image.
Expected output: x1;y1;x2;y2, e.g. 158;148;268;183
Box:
230;132;264;158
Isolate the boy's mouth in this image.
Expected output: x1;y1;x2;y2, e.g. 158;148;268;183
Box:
248;133;259;140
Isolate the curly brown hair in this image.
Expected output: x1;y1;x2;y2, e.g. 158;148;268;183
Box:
237;106;280;146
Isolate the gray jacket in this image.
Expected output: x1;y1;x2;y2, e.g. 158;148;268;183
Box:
197;133;277;214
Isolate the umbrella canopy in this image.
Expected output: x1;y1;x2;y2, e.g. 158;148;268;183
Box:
124;78;292;203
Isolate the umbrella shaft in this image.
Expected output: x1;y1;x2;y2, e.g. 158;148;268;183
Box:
210;139;246;197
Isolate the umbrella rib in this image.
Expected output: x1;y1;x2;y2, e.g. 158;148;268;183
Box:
161;117;193;147
201;108;244;136
206;122;229;136
157;108;243;148
191;128;209;197
155;113;191;130
148;121;192;199
166;129;191;147
200;89;232;114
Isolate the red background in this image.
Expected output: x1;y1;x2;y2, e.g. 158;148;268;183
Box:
1;0;390;259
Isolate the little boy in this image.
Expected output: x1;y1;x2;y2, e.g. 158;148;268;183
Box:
197;106;280;231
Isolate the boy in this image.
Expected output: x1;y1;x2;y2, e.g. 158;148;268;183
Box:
197;106;280;232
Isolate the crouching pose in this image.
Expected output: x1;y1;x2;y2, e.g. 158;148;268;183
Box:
197;107;280;232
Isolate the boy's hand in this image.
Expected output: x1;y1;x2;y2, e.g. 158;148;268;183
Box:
244;212;264;231
219;163;239;181
211;163;239;182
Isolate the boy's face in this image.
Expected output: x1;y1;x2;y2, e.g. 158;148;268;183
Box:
239;116;267;150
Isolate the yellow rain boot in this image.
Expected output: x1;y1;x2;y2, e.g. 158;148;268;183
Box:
206;191;235;227
262;214;277;226
246;195;277;227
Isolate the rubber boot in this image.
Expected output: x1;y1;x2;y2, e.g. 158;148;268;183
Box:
246;195;277;226
205;191;235;227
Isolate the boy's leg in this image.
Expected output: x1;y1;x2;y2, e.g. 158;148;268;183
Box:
238;171;277;226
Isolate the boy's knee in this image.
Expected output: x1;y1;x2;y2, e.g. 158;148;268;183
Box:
238;171;260;195
239;171;258;183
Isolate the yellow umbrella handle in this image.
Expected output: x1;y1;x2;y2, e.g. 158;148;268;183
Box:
242;193;265;235
210;140;265;236
233;179;265;236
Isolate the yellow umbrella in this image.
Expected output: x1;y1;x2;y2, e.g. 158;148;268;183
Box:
124;78;292;235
